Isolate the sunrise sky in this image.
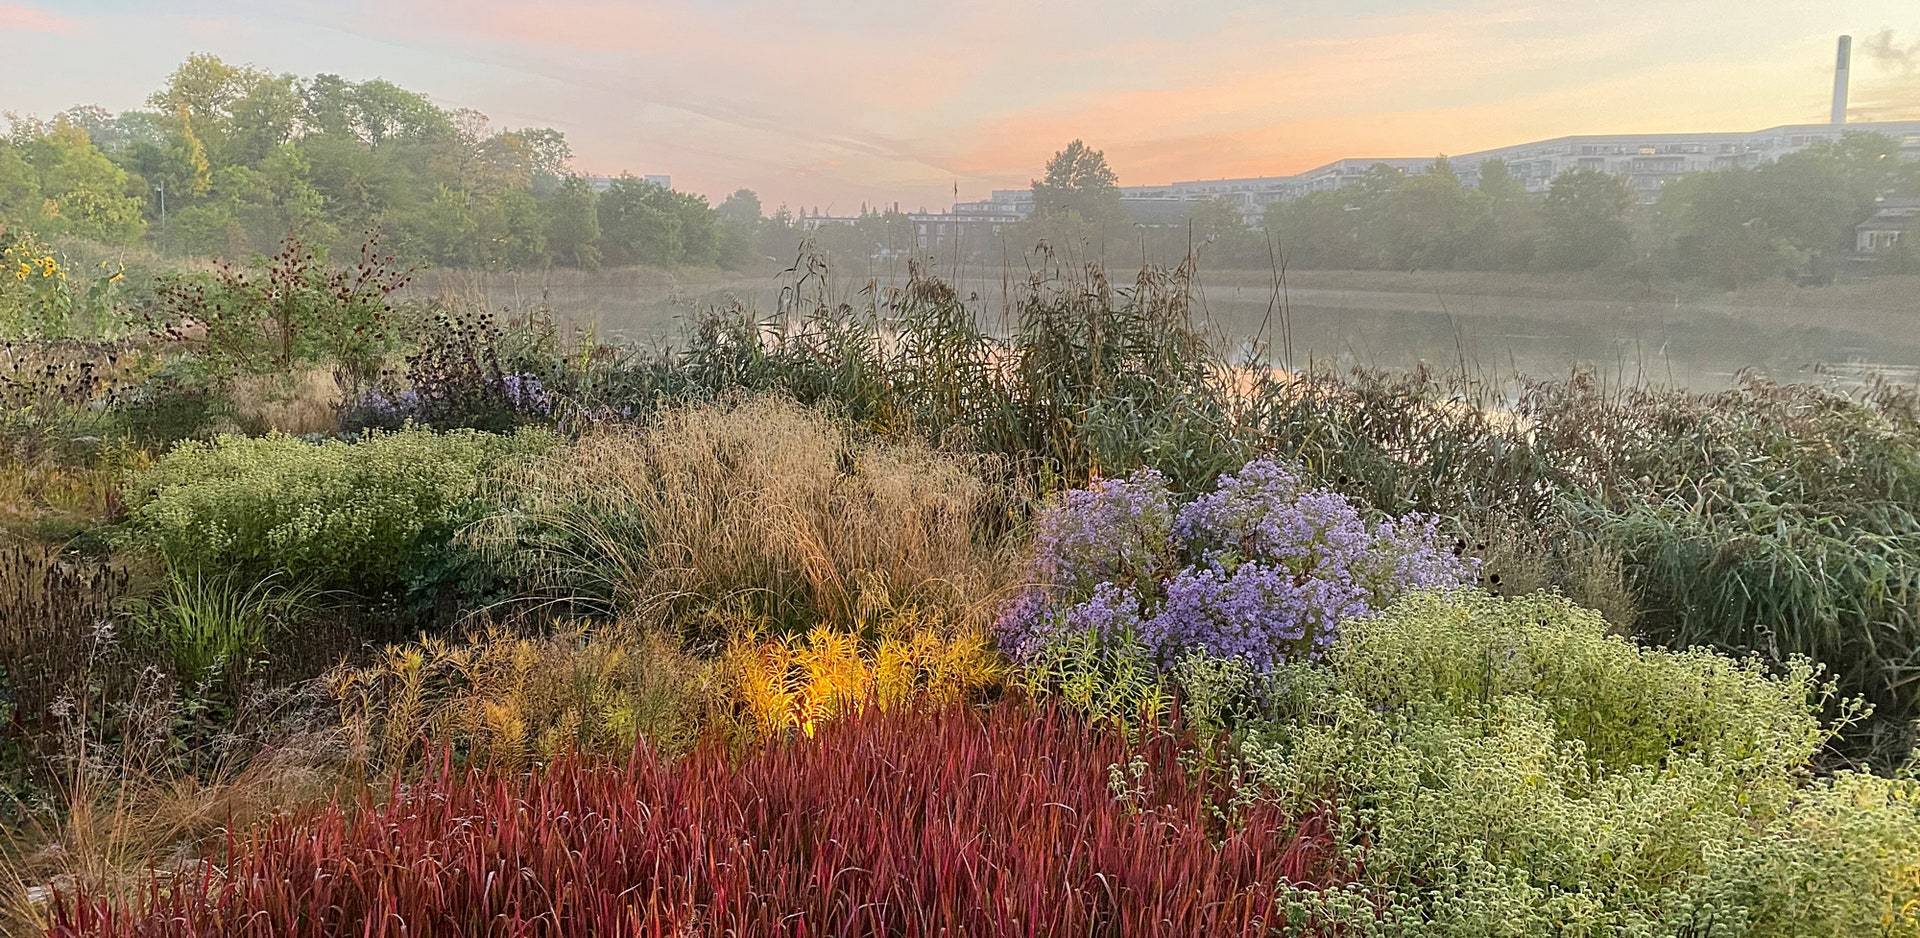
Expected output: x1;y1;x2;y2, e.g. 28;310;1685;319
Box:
4;1;1918;211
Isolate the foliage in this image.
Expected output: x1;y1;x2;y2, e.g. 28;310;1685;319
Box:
475;397;1008;633
0;338;144;463
1255;368;1920;767
148;235;408;389
55;702;1339;938
0;231;126;339
1246;589;1864;938
1658;133;1912;285
1694;771;1920;936
325;624;704;773
705;602;1004;743
0;547;134;780
119;428;552;599
1328;590;1833;775
1264;160;1627;273
133;570;312;687
10;55;762;271
652;258;1256;491
0;117;146;245
995;459;1477;672
1032;138;1126;229
1539;167;1635;270
344;306;558;432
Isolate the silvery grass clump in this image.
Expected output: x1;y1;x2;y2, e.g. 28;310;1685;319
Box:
996;458;1476;673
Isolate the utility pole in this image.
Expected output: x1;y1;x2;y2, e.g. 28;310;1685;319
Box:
155;181;167;247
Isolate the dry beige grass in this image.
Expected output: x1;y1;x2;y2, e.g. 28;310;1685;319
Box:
1;738;339;934
226;368;342;435
476;397;1014;636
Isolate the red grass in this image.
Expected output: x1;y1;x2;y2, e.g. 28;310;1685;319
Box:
53;702;1337;936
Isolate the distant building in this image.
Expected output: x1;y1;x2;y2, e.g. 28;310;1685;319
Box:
585;173;672;192
908;208;1023;252
793;207;863;231
965;120;1920;226
1856;198;1920;253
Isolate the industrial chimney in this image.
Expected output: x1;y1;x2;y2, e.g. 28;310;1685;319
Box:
1831;35;1851;125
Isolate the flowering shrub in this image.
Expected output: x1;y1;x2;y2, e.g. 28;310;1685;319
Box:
345;307;564;432
0;231;125;339
998;458;1475;671
55;702;1338;938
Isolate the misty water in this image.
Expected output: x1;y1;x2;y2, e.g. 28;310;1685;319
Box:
416;267;1920;391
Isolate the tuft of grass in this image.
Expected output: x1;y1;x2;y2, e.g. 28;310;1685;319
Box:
477;397;1013;636
325;623;705;774
133;570;314;687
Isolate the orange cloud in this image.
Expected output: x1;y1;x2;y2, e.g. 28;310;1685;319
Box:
0;3;75;33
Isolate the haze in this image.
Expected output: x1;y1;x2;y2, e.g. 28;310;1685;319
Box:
4;0;1917;208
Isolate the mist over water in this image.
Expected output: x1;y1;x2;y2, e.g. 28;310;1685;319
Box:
416;264;1920;391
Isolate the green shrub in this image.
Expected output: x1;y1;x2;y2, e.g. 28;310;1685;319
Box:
1696;772;1920;937
147;235;407;390
1246;589;1869;937
1258;370;1920;767
120;428;553;600
1331;590;1832;775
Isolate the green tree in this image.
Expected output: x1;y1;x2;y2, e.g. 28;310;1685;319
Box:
1465;159;1539;270
147;53;266;164
1540;168;1633;270
671;190;719;265
717;188;761;230
1183;198;1261;265
596;176;681;266
15;119;146;243
351;79;450;147
1661;170;1788;287
1032;139;1125;227
545;174;601;268
1381;161;1479;270
0;143;42;221
224;73;303;166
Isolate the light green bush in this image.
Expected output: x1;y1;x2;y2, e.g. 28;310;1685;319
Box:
121;428;553;597
1696;772;1920;937
1331;590;1833;774
1247;589;1889;938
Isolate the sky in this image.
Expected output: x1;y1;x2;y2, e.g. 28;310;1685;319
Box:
3;1;1918;211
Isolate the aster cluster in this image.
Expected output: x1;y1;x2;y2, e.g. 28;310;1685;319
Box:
997;458;1478;672
496;373;556;417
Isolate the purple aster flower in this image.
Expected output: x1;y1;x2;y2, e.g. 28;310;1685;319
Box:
994;457;1478;673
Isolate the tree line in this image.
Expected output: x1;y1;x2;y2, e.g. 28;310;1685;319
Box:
3;54;1915;286
1023;136;1920;285
0;54;774;270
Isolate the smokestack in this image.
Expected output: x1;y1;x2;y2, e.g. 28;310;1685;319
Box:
1831;35;1851;125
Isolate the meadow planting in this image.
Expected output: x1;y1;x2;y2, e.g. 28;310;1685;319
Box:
2;244;1918;936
